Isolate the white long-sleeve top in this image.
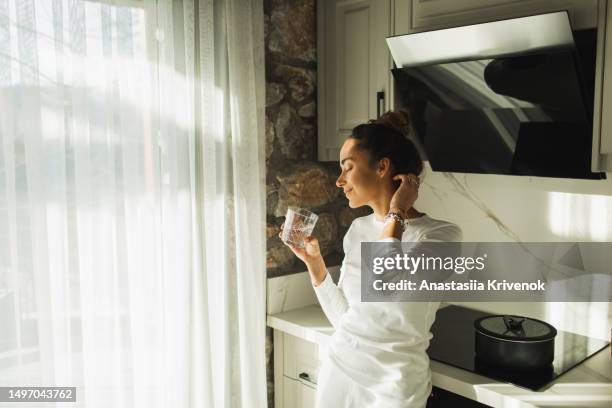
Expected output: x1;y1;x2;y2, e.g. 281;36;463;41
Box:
314;213;462;407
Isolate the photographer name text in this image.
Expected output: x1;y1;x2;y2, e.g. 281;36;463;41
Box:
372;279;546;292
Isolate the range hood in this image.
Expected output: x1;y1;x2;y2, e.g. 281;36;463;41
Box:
387;12;606;180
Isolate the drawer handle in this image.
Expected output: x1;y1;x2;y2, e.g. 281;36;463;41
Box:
298;372;317;386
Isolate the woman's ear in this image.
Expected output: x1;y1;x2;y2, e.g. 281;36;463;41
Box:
377;157;392;178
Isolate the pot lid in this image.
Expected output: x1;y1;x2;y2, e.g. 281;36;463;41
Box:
474;315;557;341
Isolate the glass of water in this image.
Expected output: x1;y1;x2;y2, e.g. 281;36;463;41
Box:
282;207;319;248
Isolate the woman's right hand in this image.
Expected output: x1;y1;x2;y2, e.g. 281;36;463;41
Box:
389;173;420;217
279;223;323;267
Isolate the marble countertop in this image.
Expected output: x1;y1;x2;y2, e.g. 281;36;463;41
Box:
267;304;612;408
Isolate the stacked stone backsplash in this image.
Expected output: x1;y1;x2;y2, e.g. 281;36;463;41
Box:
264;0;370;406
264;0;370;279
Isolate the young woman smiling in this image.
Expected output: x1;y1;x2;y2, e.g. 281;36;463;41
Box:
281;111;462;407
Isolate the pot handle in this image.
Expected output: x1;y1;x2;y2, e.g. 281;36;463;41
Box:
503;315;526;337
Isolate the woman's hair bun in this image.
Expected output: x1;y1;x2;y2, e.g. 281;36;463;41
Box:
372;110;411;137
351;109;423;176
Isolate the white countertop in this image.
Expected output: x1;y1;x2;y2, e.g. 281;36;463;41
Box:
267;304;612;408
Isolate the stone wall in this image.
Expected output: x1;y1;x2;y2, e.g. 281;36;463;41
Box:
263;0;370;406
264;0;369;279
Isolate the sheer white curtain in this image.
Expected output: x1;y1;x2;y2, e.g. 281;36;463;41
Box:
0;0;266;407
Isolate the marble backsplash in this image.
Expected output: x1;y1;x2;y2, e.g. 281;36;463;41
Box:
418;165;612;242
415;163;612;340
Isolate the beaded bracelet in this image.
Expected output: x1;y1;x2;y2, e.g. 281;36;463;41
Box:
384;211;405;232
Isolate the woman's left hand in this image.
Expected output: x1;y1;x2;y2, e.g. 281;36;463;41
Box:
389;173;420;217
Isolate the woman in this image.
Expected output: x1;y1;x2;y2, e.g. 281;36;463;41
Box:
281;111;462;407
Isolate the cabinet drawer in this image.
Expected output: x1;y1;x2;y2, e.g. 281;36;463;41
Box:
283;376;317;408
283;333;322;385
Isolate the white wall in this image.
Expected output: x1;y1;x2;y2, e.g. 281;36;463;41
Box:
417;163;612;340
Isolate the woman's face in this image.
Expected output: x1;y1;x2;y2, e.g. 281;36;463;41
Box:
336;138;389;208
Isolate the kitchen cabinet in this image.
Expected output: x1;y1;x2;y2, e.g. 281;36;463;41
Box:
405;0;598;32
317;0;392;161
316;0;612;172
273;330;321;408
268;304;612;408
282;376;316;408
596;0;612;171
271;328;485;408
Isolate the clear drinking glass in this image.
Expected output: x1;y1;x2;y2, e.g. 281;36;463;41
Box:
282;207;319;248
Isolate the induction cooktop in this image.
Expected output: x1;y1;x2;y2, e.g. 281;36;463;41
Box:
427;305;610;391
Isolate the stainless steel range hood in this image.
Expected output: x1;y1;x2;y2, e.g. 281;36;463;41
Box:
387;12;606;180
387;12;575;68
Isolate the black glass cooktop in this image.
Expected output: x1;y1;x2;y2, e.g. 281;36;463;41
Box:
427;305;610;391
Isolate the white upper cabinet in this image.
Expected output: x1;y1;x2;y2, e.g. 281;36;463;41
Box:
408;0;598;32
595;0;612;171
318;0;612;171
317;0;392;161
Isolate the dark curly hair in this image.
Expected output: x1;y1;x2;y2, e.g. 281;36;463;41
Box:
349;110;423;176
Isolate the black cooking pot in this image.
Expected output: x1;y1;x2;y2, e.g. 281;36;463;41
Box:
474;315;557;371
